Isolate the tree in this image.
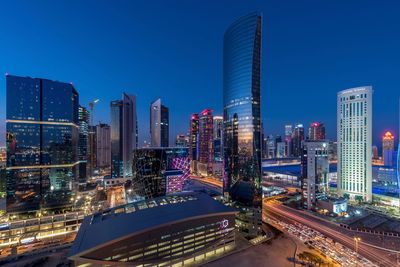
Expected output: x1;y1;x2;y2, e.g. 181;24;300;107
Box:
355;195;364;204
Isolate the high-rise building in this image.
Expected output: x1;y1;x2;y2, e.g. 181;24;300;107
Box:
284;124;293;157
276;142;285;158
150;98;169;147
110;93;138;178
372;145;379;159
382;131;395;166
87;125;96;178
6;75;79;213
78;106;89;183
266;134;275;158
223;12;262;236
175;134;189;147
213;116;223;162
189;114;199;161
198;109;214;174
301;141;329;210
96;123;111;168
308;122;326;141
337;86;372;201
292;124;305;157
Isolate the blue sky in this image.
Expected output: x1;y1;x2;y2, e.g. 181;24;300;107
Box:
0;0;399;147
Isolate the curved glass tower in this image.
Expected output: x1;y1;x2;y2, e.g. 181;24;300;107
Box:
223;12;262;205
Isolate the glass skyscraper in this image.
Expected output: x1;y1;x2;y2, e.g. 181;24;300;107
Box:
223;12;262;205
6;75;79;213
150;98;169;148
110;93;137;178
78;106;89;183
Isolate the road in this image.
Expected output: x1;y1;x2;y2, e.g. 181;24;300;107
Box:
264;200;400;267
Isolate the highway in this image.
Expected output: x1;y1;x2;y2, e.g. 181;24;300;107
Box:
264;200;400;267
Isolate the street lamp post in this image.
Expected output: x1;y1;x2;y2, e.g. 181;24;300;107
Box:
354;237;361;266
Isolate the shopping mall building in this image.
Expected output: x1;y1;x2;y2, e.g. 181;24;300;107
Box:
69;192;237;266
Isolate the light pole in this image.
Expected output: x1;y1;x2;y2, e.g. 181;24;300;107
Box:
354;237;361;266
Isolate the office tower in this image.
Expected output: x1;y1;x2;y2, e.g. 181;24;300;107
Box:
382;131;395;166
284;124;293;157
96;123;111;168
276;142;285;158
198;109;214;175
110;93;138;178
308;122;326;141
189;114;199;161
150;98;169;147
87;125;96;178
175;134;189;147
213;116;223;162
292;124;305;157
6;75;79;213
78;106;89;183
372;145;379;159
337;86;372;201
301;141;329;210
266;135;275;158
223;13;262;237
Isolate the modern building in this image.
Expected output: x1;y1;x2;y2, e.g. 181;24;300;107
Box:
372;145;379;160
308;122;326;141
6;75;79;213
69;192;237;267
78;106;89;183
175;134;189;147
213;116;223;162
337;86;373;201
198;109;214;175
276;142;285;158
96;123;111;168
301;141;329;210
223;12;262;237
150;98;169;148
132;147;189;199
382;131;395;166
189;114;199;161
110;93;138;178
291;124;305;157
284;124;293;157
87;125;96;178
266;134;275;159
165;169;184;195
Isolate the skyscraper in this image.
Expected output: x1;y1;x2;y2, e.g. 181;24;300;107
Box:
223;12;262;210
292;124;305;157
308;122;326;141
175;134;189;147
337;86;372;201
110;93;138;178
150;98;169;147
382;131;395;166
78;106;89;183
6;75;79;213
301;141;329;210
213;116;223;162
96;123;111;168
284;124;293;157
189;114;199;161
198;109;214;174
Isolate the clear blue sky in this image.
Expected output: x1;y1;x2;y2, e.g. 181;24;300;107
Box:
1;0;399;147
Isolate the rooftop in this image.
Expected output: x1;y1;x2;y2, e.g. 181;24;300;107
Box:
69;192;236;258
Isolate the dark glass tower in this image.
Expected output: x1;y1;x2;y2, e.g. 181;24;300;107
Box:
223;12;262;206
150;98;169;147
6;75;79;213
110;93;137;178
78;106;89;183
189;114;199;161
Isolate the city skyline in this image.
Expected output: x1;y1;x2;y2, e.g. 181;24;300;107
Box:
1;1;400;147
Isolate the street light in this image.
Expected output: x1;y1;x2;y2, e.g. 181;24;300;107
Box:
354;237;361;266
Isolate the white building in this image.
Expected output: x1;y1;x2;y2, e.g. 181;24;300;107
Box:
337;86;372;201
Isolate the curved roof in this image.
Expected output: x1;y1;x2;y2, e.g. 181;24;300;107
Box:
69;192;236;258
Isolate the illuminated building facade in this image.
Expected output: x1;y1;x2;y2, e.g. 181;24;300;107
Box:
175;134;189;147
69;193;237;267
165;169;184;194
337;86;372;201
223;12;262;201
78;106;89;183
96;123;111;168
301;141;329;210
6;75;79;213
199;109;214;174
189;114;199;161
150;98;169;148
382;131;395;166
110;93;137;178
213;116;223;162
291;124;304;157
132;147;189;199
308;122;326;141
285;124;293;157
